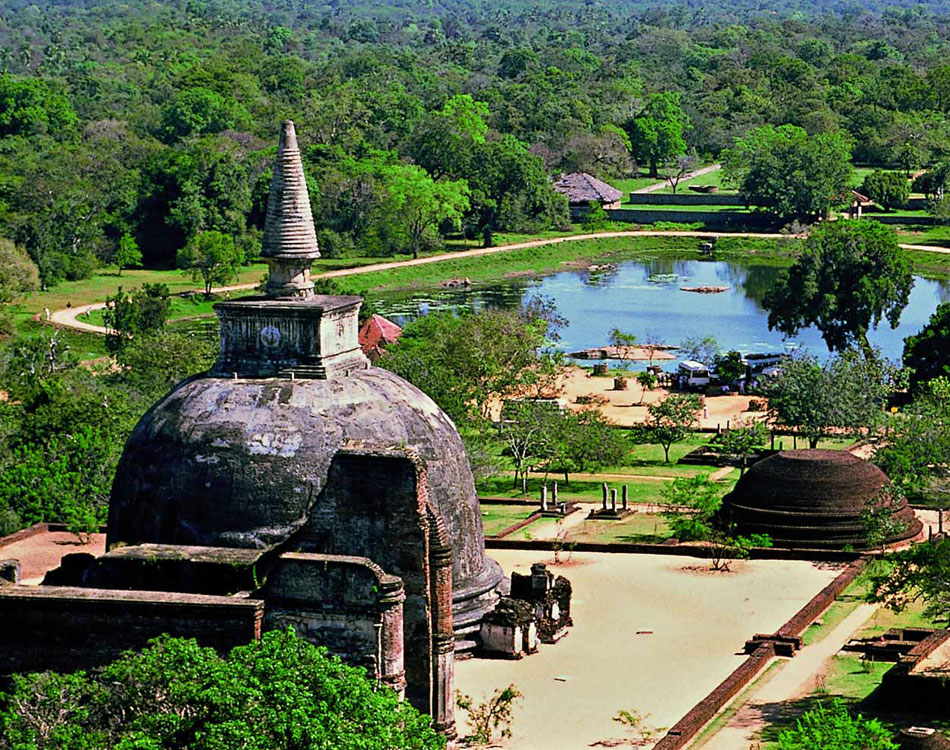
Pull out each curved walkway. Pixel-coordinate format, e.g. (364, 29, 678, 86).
(633, 163, 722, 193)
(48, 229, 950, 336)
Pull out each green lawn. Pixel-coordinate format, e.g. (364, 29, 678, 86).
(477, 476, 674, 505)
(618, 203, 752, 214)
(564, 513, 673, 543)
(610, 174, 665, 194)
(653, 167, 734, 195)
(754, 594, 947, 746)
(479, 503, 537, 537)
(898, 224, 950, 247)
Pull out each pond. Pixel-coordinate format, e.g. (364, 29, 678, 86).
(370, 258, 950, 366)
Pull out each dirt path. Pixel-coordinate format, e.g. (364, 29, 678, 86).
(694, 603, 879, 750)
(633, 163, 723, 194)
(46, 229, 950, 336)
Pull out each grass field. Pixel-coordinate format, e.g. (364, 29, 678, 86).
(476, 476, 676, 505)
(479, 503, 536, 536)
(610, 174, 665, 194)
(652, 167, 733, 195)
(564, 513, 673, 543)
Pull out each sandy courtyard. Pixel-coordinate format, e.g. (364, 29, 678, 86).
(455, 549, 841, 749)
(558, 367, 762, 430)
(0, 531, 105, 584)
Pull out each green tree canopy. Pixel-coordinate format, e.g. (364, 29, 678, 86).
(723, 124, 853, 220)
(382, 299, 563, 425)
(871, 537, 950, 622)
(176, 230, 244, 298)
(115, 232, 142, 274)
(763, 350, 899, 448)
(873, 379, 950, 502)
(381, 164, 469, 259)
(777, 700, 897, 750)
(0, 629, 444, 750)
(904, 302, 950, 390)
(0, 238, 39, 335)
(764, 220, 913, 355)
(103, 284, 171, 344)
(860, 169, 909, 210)
(0, 75, 77, 137)
(160, 87, 251, 143)
(627, 92, 688, 178)
(639, 393, 699, 462)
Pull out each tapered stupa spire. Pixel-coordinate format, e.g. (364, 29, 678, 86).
(261, 120, 320, 298)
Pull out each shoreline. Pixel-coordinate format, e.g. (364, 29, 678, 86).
(29, 228, 950, 340)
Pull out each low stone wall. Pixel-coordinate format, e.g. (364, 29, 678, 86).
(653, 643, 775, 750)
(867, 214, 937, 226)
(0, 523, 50, 547)
(650, 557, 870, 750)
(0, 586, 264, 675)
(485, 538, 864, 563)
(627, 193, 746, 206)
(490, 511, 543, 540)
(777, 558, 867, 638)
(605, 208, 777, 228)
(879, 628, 950, 715)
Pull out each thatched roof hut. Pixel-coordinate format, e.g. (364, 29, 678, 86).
(719, 450, 921, 549)
(553, 172, 623, 209)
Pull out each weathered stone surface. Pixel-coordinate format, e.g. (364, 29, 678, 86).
(107, 366, 504, 632)
(262, 121, 319, 261)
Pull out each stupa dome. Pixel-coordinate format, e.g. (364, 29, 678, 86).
(719, 449, 921, 549)
(107, 121, 504, 642)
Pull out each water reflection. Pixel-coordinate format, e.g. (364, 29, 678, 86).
(174, 259, 945, 367)
(371, 259, 943, 366)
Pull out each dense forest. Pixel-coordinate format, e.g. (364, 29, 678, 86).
(1, 0, 950, 283)
(2, 0, 950, 537)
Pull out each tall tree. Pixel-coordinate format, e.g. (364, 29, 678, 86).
(627, 92, 688, 178)
(0, 238, 39, 335)
(381, 164, 469, 259)
(722, 124, 852, 221)
(176, 230, 244, 298)
(764, 350, 898, 448)
(640, 394, 699, 462)
(764, 221, 913, 355)
(0, 630, 444, 749)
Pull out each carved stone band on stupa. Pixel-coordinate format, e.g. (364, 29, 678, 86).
(261, 120, 321, 298)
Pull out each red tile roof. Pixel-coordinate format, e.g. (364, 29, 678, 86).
(359, 314, 403, 359)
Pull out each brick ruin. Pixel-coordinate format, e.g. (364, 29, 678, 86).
(0, 121, 571, 741)
(719, 449, 921, 549)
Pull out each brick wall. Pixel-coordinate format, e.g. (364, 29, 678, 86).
(0, 586, 263, 675)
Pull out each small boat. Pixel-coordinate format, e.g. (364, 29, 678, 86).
(679, 285, 730, 294)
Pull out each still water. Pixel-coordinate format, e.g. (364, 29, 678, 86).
(372, 258, 950, 366)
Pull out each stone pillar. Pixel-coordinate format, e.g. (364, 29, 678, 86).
(553, 482, 558, 505)
(622, 485, 628, 512)
(602, 484, 608, 511)
(377, 575, 407, 698)
(610, 489, 617, 513)
(541, 485, 548, 512)
(429, 541, 456, 741)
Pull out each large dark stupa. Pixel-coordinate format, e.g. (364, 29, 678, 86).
(719, 450, 921, 549)
(107, 121, 505, 644)
(1, 121, 524, 740)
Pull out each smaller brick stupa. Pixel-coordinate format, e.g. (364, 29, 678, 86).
(719, 450, 921, 549)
